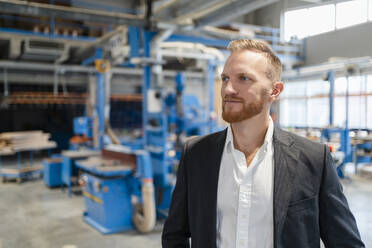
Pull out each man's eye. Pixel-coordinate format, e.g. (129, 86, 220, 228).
(221, 77, 229, 82)
(240, 76, 250, 81)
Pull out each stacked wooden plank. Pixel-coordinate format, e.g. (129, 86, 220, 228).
(0, 131, 57, 155)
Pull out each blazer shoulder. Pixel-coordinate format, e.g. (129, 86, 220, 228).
(276, 128, 328, 194)
(275, 127, 327, 169)
(185, 129, 227, 152)
(276, 127, 325, 152)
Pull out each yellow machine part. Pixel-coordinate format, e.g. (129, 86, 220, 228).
(95, 59, 110, 73)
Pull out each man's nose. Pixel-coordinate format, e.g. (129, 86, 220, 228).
(223, 80, 238, 95)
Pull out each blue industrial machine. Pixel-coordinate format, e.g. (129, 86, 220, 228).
(354, 142, 372, 163)
(73, 117, 93, 138)
(143, 70, 215, 217)
(165, 73, 209, 138)
(43, 155, 62, 187)
(164, 72, 210, 160)
(58, 49, 110, 195)
(321, 128, 352, 178)
(69, 116, 93, 150)
(61, 149, 100, 196)
(71, 68, 215, 234)
(75, 146, 154, 234)
(48, 30, 219, 233)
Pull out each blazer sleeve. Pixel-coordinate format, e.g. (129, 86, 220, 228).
(162, 142, 191, 248)
(319, 144, 365, 248)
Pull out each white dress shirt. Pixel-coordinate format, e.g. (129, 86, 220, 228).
(216, 117, 275, 248)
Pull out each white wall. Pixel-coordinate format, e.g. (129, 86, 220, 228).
(250, 0, 372, 65)
(252, 0, 310, 27)
(304, 21, 372, 65)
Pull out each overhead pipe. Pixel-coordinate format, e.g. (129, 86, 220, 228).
(0, 60, 205, 80)
(194, 0, 279, 29)
(151, 29, 174, 87)
(70, 26, 129, 64)
(0, 60, 141, 74)
(174, 0, 232, 25)
(133, 180, 156, 233)
(0, 0, 144, 27)
(133, 152, 156, 233)
(160, 41, 225, 62)
(153, 0, 181, 14)
(283, 56, 372, 80)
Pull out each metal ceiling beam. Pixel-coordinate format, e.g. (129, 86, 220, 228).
(0, 60, 139, 74)
(0, 60, 206, 78)
(283, 56, 372, 80)
(173, 0, 230, 21)
(153, 0, 182, 14)
(194, 0, 279, 28)
(0, 0, 145, 27)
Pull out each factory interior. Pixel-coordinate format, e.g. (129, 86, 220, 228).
(0, 0, 372, 247)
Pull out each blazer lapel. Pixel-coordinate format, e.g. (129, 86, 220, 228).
(206, 129, 227, 248)
(205, 127, 297, 248)
(273, 127, 296, 248)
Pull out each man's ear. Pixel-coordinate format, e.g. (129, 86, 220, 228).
(271, 81, 284, 100)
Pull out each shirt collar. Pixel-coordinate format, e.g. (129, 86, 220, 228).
(225, 116, 274, 152)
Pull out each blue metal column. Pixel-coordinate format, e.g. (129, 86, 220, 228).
(344, 75, 351, 163)
(142, 30, 152, 145)
(345, 75, 350, 131)
(335, 75, 352, 179)
(97, 71, 105, 149)
(129, 27, 140, 58)
(82, 48, 105, 149)
(328, 71, 335, 126)
(175, 72, 185, 133)
(49, 0, 55, 35)
(207, 60, 216, 133)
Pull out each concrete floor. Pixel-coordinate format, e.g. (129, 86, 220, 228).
(0, 180, 163, 248)
(0, 172, 371, 248)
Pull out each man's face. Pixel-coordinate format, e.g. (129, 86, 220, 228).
(221, 50, 274, 123)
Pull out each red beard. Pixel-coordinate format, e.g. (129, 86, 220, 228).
(222, 88, 269, 123)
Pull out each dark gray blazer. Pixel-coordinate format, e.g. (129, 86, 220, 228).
(162, 127, 365, 248)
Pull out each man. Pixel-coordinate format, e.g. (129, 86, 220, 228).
(162, 39, 364, 248)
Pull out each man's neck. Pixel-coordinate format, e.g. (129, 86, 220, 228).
(230, 112, 270, 155)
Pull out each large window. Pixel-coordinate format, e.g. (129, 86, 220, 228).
(336, 0, 367, 29)
(280, 80, 329, 128)
(308, 4, 335, 36)
(280, 82, 308, 126)
(334, 76, 368, 128)
(334, 77, 347, 127)
(284, 8, 309, 40)
(280, 75, 372, 129)
(284, 0, 371, 41)
(307, 80, 330, 127)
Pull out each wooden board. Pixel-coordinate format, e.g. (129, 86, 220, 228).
(78, 156, 133, 171)
(61, 150, 100, 158)
(0, 131, 44, 139)
(0, 131, 57, 154)
(1, 165, 43, 174)
(44, 158, 62, 163)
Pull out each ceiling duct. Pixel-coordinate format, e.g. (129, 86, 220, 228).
(19, 38, 68, 62)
